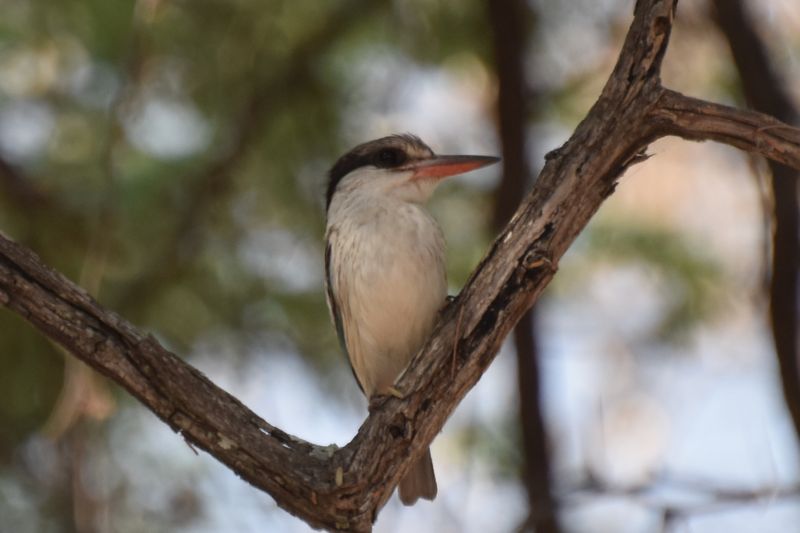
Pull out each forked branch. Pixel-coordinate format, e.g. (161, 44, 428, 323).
(1, 0, 800, 531)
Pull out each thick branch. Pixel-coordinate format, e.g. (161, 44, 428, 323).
(2, 1, 681, 529)
(3, 0, 800, 531)
(0, 234, 338, 526)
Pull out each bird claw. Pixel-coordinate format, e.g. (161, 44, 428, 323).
(386, 386, 404, 399)
(368, 386, 405, 413)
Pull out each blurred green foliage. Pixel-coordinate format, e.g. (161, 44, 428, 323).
(584, 220, 724, 341)
(0, 2, 504, 526)
(0, 0, 751, 530)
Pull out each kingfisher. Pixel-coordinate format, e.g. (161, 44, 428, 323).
(324, 134, 499, 505)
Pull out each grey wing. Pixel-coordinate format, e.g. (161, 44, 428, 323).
(325, 237, 365, 393)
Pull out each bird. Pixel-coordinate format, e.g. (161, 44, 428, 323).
(323, 134, 499, 505)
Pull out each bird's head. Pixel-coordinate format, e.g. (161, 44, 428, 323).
(326, 134, 499, 211)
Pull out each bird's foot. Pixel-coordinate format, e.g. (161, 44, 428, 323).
(386, 386, 404, 399)
(368, 386, 404, 414)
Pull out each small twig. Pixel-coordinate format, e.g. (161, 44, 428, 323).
(562, 471, 800, 517)
(183, 437, 200, 456)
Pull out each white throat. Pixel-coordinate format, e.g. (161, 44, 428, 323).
(325, 173, 447, 396)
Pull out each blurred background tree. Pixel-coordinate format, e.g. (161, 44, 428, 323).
(0, 0, 798, 532)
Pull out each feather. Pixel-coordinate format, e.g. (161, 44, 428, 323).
(325, 233, 364, 393)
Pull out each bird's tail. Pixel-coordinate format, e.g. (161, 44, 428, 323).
(398, 447, 437, 505)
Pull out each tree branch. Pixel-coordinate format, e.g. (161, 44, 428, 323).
(652, 90, 800, 170)
(0, 235, 331, 521)
(712, 0, 800, 451)
(564, 472, 800, 517)
(3, 0, 800, 531)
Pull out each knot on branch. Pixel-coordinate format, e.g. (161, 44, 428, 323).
(388, 422, 407, 440)
(521, 251, 557, 273)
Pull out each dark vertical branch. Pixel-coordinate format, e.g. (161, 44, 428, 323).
(713, 0, 800, 447)
(488, 1, 561, 531)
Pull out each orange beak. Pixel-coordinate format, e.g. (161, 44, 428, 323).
(408, 154, 500, 180)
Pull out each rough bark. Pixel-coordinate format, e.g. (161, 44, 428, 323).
(487, 0, 561, 531)
(2, 1, 800, 531)
(712, 0, 800, 450)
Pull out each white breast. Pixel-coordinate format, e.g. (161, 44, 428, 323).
(327, 193, 447, 397)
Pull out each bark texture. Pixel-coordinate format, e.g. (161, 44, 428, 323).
(2, 0, 800, 531)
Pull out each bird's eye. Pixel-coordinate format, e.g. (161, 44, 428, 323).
(375, 148, 406, 168)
